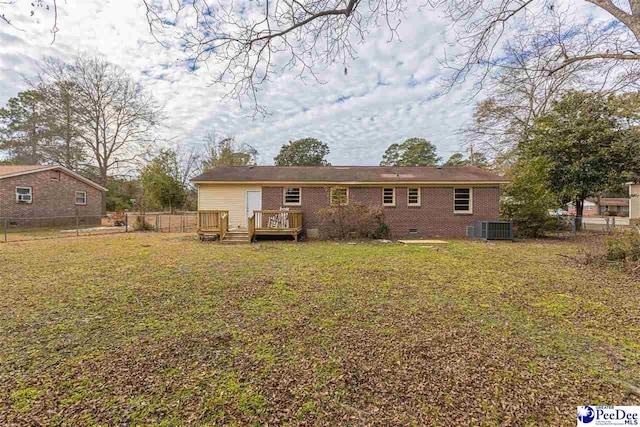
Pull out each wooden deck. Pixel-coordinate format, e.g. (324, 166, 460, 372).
(197, 210, 228, 239)
(198, 210, 302, 242)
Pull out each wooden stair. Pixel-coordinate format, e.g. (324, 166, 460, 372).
(222, 230, 251, 244)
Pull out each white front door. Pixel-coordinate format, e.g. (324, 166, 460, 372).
(245, 191, 261, 226)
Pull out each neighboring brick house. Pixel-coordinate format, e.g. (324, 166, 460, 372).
(0, 165, 107, 226)
(193, 166, 508, 238)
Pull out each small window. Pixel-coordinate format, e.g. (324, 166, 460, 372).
(330, 187, 349, 206)
(75, 191, 87, 205)
(50, 170, 60, 181)
(283, 187, 301, 205)
(408, 188, 421, 206)
(382, 188, 395, 206)
(16, 187, 32, 203)
(454, 188, 472, 213)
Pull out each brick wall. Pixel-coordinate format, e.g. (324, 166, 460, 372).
(0, 169, 104, 226)
(262, 185, 500, 238)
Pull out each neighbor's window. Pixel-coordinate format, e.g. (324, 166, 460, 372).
(408, 188, 421, 206)
(15, 187, 33, 203)
(382, 187, 395, 206)
(330, 186, 349, 206)
(75, 191, 87, 205)
(454, 188, 472, 213)
(283, 187, 301, 205)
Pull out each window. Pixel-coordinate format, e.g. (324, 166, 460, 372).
(454, 188, 472, 213)
(283, 187, 301, 205)
(408, 188, 421, 206)
(382, 188, 395, 206)
(50, 170, 60, 181)
(330, 187, 349, 206)
(75, 191, 87, 205)
(585, 205, 593, 211)
(16, 187, 32, 203)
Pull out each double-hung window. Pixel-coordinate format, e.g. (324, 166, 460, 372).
(454, 188, 472, 214)
(75, 191, 87, 205)
(283, 187, 301, 206)
(382, 188, 395, 206)
(330, 187, 349, 206)
(407, 188, 421, 206)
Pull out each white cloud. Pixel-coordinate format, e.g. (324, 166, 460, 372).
(0, 0, 479, 166)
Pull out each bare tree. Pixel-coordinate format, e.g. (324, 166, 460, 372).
(1, 0, 59, 42)
(201, 132, 258, 169)
(436, 0, 640, 88)
(39, 55, 162, 186)
(460, 19, 639, 167)
(143, 0, 405, 111)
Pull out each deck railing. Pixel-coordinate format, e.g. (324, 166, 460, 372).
(197, 210, 229, 233)
(254, 210, 303, 230)
(248, 214, 256, 241)
(220, 212, 229, 240)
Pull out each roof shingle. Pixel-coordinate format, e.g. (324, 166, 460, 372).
(192, 166, 508, 183)
(0, 165, 50, 178)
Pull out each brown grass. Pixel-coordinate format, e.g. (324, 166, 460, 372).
(1, 234, 639, 425)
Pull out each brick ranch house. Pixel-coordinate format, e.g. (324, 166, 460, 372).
(192, 166, 508, 240)
(0, 165, 107, 227)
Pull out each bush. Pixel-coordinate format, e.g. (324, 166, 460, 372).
(606, 231, 640, 262)
(501, 157, 559, 238)
(316, 204, 390, 240)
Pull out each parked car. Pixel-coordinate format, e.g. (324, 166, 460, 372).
(548, 209, 569, 216)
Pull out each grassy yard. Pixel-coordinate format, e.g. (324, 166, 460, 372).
(1, 234, 639, 425)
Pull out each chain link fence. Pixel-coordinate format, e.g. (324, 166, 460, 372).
(553, 215, 627, 239)
(1, 212, 197, 243)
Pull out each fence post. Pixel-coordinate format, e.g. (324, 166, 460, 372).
(156, 214, 160, 232)
(168, 215, 171, 233)
(76, 215, 79, 237)
(181, 215, 184, 233)
(125, 213, 128, 233)
(3, 219, 7, 243)
(612, 217, 616, 233)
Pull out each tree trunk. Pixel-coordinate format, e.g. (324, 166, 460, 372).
(575, 198, 584, 231)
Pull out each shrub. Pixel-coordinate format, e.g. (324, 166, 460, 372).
(501, 157, 559, 238)
(605, 231, 640, 262)
(316, 204, 389, 240)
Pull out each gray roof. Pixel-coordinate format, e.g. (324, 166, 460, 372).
(192, 166, 508, 183)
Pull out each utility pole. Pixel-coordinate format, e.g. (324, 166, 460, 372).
(468, 143, 475, 166)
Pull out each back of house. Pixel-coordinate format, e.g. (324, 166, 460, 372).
(0, 165, 107, 227)
(192, 165, 508, 238)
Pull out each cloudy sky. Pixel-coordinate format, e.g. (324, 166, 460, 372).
(1, 0, 487, 165)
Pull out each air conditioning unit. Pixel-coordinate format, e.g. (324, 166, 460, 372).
(17, 194, 32, 203)
(468, 221, 513, 240)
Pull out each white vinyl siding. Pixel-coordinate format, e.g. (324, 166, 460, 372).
(198, 184, 261, 229)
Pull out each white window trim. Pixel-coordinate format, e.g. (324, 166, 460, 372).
(382, 187, 396, 207)
(15, 186, 33, 204)
(330, 186, 349, 206)
(454, 187, 473, 214)
(282, 187, 302, 206)
(407, 187, 421, 207)
(75, 191, 87, 206)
